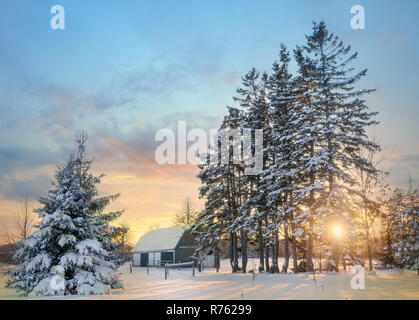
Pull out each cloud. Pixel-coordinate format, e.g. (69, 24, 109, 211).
(221, 72, 240, 85)
(0, 35, 236, 235)
(0, 145, 61, 178)
(0, 145, 59, 201)
(90, 110, 221, 180)
(380, 149, 419, 186)
(399, 153, 419, 166)
(109, 64, 192, 100)
(0, 174, 51, 201)
(0, 106, 221, 202)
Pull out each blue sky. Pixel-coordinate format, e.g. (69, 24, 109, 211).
(0, 0, 418, 238)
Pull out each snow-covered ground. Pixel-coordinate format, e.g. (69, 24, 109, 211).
(0, 264, 16, 300)
(1, 259, 418, 300)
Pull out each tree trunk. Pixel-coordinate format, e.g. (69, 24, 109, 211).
(241, 228, 248, 273)
(282, 222, 289, 273)
(229, 233, 234, 271)
(291, 213, 298, 273)
(227, 165, 238, 273)
(306, 219, 314, 272)
(214, 246, 220, 272)
(272, 229, 279, 273)
(264, 218, 270, 272)
(291, 234, 298, 273)
(265, 244, 270, 272)
(332, 247, 339, 272)
(306, 124, 316, 271)
(306, 140, 315, 272)
(258, 219, 264, 272)
(232, 232, 239, 272)
(364, 202, 373, 271)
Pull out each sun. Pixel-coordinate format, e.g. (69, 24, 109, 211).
(331, 224, 343, 238)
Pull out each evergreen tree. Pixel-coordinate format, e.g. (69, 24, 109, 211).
(376, 173, 395, 267)
(7, 133, 124, 296)
(394, 176, 419, 272)
(299, 20, 380, 270)
(233, 68, 270, 272)
(194, 108, 245, 272)
(293, 45, 324, 272)
(263, 44, 298, 273)
(194, 21, 382, 275)
(220, 107, 246, 272)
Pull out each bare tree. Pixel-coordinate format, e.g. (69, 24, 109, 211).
(0, 197, 36, 264)
(146, 224, 160, 233)
(358, 143, 387, 271)
(15, 196, 36, 240)
(118, 220, 133, 247)
(1, 228, 18, 249)
(173, 198, 197, 228)
(112, 220, 133, 264)
(1, 196, 36, 247)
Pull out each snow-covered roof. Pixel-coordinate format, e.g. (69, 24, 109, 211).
(131, 226, 186, 253)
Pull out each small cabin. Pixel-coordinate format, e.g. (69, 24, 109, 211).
(131, 226, 196, 267)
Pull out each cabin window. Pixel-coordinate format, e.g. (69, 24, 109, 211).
(161, 251, 174, 264)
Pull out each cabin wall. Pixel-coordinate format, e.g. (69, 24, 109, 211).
(133, 251, 176, 266)
(132, 229, 200, 266)
(174, 230, 196, 263)
(148, 252, 161, 266)
(132, 253, 142, 267)
(175, 247, 195, 263)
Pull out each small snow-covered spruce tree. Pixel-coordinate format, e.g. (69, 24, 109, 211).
(394, 176, 419, 273)
(7, 133, 124, 296)
(382, 187, 404, 267)
(375, 173, 396, 268)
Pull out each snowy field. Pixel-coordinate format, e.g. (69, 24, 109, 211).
(1, 260, 418, 300)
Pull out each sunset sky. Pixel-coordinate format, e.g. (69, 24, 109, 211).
(1, 0, 418, 243)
